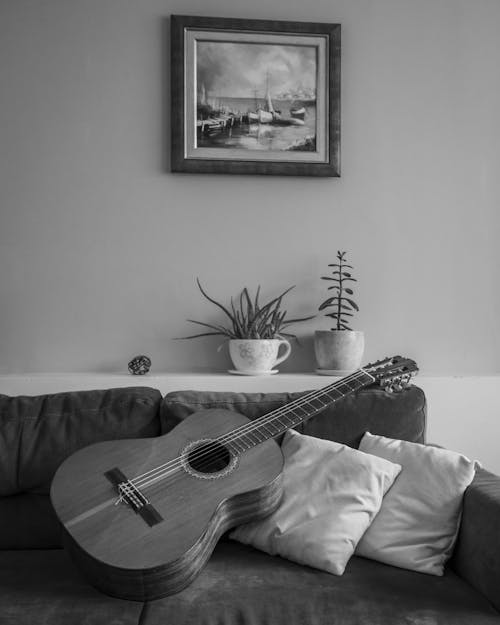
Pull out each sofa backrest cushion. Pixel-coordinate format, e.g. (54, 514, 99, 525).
(0, 387, 162, 497)
(160, 385, 426, 447)
(0, 386, 162, 549)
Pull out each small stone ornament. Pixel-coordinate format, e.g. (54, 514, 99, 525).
(128, 355, 151, 375)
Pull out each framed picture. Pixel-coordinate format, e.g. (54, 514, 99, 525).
(170, 15, 340, 177)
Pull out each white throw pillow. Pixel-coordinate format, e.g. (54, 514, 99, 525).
(356, 432, 477, 576)
(230, 429, 401, 576)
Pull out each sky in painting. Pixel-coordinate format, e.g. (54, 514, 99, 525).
(196, 41, 317, 99)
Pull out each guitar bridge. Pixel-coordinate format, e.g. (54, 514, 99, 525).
(104, 467, 163, 527)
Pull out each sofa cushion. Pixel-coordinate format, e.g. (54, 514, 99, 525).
(356, 432, 476, 576)
(0, 494, 61, 549)
(0, 549, 143, 625)
(451, 468, 500, 613)
(230, 429, 401, 575)
(141, 542, 500, 625)
(0, 387, 162, 550)
(160, 385, 426, 447)
(0, 386, 162, 496)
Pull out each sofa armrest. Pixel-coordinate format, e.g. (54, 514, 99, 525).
(451, 467, 500, 612)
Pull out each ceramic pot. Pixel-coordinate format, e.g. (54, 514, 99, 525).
(229, 339, 291, 374)
(314, 330, 365, 374)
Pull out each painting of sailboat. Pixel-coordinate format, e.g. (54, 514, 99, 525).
(195, 41, 317, 152)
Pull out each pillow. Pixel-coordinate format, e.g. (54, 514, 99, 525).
(356, 432, 477, 576)
(230, 429, 401, 575)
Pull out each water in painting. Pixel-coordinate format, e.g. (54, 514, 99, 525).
(196, 41, 317, 152)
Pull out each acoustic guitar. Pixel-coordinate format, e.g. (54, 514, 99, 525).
(50, 356, 418, 601)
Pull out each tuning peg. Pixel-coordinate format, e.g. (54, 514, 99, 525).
(383, 382, 401, 393)
(366, 356, 392, 369)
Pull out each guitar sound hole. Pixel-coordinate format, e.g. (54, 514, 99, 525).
(187, 441, 231, 474)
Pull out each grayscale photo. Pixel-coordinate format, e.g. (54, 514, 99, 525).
(1, 3, 498, 625)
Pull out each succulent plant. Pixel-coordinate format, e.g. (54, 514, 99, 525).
(318, 251, 359, 330)
(180, 279, 314, 340)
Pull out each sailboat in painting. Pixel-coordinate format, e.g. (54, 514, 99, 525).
(248, 73, 304, 126)
(247, 77, 273, 124)
(259, 74, 274, 123)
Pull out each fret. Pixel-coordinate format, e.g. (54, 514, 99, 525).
(281, 409, 302, 426)
(307, 396, 330, 410)
(248, 430, 266, 444)
(277, 407, 308, 427)
(274, 415, 298, 430)
(323, 386, 345, 400)
(287, 404, 310, 419)
(352, 371, 375, 387)
(226, 439, 247, 454)
(235, 437, 252, 452)
(260, 421, 279, 437)
(272, 417, 289, 430)
(238, 433, 256, 448)
(337, 381, 357, 392)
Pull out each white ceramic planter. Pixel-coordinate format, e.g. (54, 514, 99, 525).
(228, 339, 291, 375)
(314, 330, 365, 374)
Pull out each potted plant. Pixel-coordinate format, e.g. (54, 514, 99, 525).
(314, 251, 364, 374)
(180, 279, 314, 375)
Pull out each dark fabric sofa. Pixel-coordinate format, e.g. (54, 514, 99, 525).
(0, 384, 499, 625)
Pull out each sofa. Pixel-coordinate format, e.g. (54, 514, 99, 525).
(0, 383, 499, 625)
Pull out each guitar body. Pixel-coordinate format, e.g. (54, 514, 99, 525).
(50, 409, 284, 601)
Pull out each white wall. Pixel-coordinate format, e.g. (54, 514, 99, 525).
(1, 0, 500, 378)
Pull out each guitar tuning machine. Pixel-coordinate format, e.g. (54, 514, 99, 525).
(382, 373, 412, 393)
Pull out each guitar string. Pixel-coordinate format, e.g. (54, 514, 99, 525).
(137, 365, 414, 502)
(110, 374, 363, 510)
(124, 371, 371, 498)
(121, 367, 416, 507)
(119, 371, 371, 505)
(128, 370, 367, 490)
(128, 370, 370, 495)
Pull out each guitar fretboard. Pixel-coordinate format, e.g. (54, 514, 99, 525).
(223, 369, 375, 454)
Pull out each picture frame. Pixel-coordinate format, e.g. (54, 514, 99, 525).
(170, 15, 340, 177)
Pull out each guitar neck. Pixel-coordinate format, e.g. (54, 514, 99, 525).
(225, 369, 375, 454)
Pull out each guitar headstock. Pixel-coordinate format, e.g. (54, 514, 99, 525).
(363, 356, 418, 393)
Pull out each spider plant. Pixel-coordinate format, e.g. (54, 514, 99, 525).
(180, 279, 314, 341)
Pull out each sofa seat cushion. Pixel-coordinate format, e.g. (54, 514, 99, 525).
(161, 385, 426, 448)
(0, 549, 143, 625)
(1, 543, 499, 625)
(0, 494, 61, 549)
(141, 542, 500, 625)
